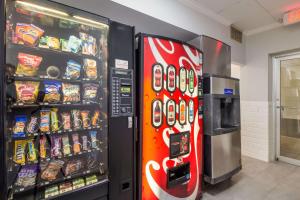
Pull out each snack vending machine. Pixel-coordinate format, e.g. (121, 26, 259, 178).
(0, 0, 135, 200)
(136, 34, 204, 200)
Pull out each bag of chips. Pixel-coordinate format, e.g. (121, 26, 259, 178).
(40, 109, 50, 133)
(83, 59, 97, 80)
(62, 83, 80, 103)
(16, 53, 42, 77)
(13, 115, 27, 137)
(64, 159, 83, 176)
(43, 80, 61, 103)
(15, 23, 44, 46)
(60, 39, 70, 52)
(15, 81, 39, 103)
(15, 165, 38, 187)
(47, 36, 60, 50)
(67, 35, 81, 53)
(83, 83, 98, 102)
(64, 60, 81, 79)
(41, 160, 64, 181)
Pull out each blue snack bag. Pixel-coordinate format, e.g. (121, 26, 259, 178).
(43, 80, 61, 103)
(65, 60, 81, 79)
(13, 115, 27, 137)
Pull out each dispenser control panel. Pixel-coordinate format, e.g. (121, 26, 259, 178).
(111, 68, 133, 117)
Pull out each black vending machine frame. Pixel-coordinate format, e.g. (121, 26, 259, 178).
(0, 1, 136, 200)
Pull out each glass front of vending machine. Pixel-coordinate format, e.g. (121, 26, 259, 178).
(1, 0, 111, 199)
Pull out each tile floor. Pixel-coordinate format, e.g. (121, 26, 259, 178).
(203, 156, 300, 200)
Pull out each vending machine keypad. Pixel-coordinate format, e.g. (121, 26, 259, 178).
(111, 68, 133, 117)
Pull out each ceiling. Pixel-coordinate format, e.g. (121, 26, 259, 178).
(179, 0, 300, 35)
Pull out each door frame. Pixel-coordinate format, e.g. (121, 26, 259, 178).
(273, 52, 300, 166)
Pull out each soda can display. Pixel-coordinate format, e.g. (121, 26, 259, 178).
(179, 100, 186, 125)
(167, 65, 176, 92)
(188, 100, 194, 123)
(188, 69, 195, 93)
(179, 67, 187, 93)
(166, 99, 176, 126)
(152, 100, 163, 128)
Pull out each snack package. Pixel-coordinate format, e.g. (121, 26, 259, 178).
(15, 81, 39, 103)
(89, 131, 98, 149)
(40, 135, 48, 159)
(64, 60, 81, 79)
(51, 135, 62, 157)
(87, 153, 97, 169)
(71, 110, 81, 130)
(91, 110, 100, 127)
(61, 112, 71, 131)
(72, 178, 85, 189)
(60, 39, 70, 52)
(85, 175, 98, 186)
(81, 135, 90, 151)
(45, 185, 59, 198)
(50, 108, 59, 132)
(88, 35, 97, 56)
(63, 159, 83, 176)
(62, 83, 80, 103)
(43, 80, 61, 103)
(15, 23, 44, 46)
(27, 140, 37, 162)
(13, 115, 27, 137)
(62, 135, 71, 156)
(83, 59, 97, 80)
(15, 165, 38, 187)
(41, 160, 64, 181)
(83, 83, 98, 102)
(47, 36, 60, 50)
(40, 109, 50, 133)
(59, 182, 72, 194)
(81, 110, 90, 128)
(26, 115, 39, 134)
(38, 36, 48, 48)
(67, 35, 81, 53)
(14, 140, 26, 165)
(16, 53, 42, 77)
(80, 32, 89, 55)
(72, 134, 81, 154)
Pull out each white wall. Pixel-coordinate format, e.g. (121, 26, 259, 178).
(242, 24, 300, 161)
(111, 0, 245, 65)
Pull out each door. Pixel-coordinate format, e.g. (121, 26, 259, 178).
(275, 53, 300, 165)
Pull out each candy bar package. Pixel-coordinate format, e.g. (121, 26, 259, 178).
(40, 109, 50, 133)
(91, 110, 100, 127)
(72, 178, 85, 189)
(71, 110, 81, 130)
(83, 83, 98, 102)
(80, 32, 89, 55)
(41, 160, 64, 181)
(40, 135, 49, 159)
(64, 60, 81, 79)
(63, 159, 84, 176)
(72, 133, 81, 154)
(27, 139, 37, 162)
(51, 135, 62, 158)
(62, 83, 80, 103)
(45, 185, 59, 198)
(59, 182, 73, 194)
(83, 59, 97, 80)
(81, 110, 90, 128)
(14, 140, 26, 165)
(47, 36, 60, 50)
(89, 131, 98, 149)
(62, 135, 71, 156)
(61, 112, 71, 131)
(88, 35, 97, 56)
(16, 53, 42, 77)
(81, 135, 90, 151)
(43, 80, 61, 103)
(15, 165, 38, 187)
(15, 23, 44, 46)
(15, 81, 39, 103)
(50, 108, 59, 132)
(67, 35, 81, 54)
(85, 175, 98, 186)
(26, 115, 39, 134)
(13, 115, 27, 137)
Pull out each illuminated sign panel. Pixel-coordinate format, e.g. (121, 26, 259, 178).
(284, 8, 300, 25)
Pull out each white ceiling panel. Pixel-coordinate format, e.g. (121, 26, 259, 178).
(194, 0, 241, 13)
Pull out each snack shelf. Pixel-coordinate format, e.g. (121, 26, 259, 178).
(10, 125, 102, 140)
(8, 43, 101, 61)
(9, 102, 101, 109)
(42, 178, 109, 200)
(9, 75, 101, 84)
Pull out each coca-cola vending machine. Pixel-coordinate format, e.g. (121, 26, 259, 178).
(136, 34, 204, 200)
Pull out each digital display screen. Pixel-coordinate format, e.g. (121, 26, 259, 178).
(120, 86, 131, 93)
